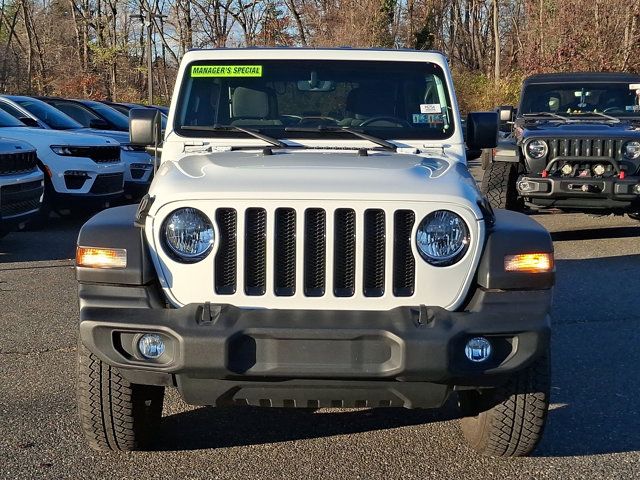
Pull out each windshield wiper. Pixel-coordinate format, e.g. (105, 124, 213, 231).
(285, 126, 397, 151)
(180, 124, 288, 148)
(574, 111, 621, 123)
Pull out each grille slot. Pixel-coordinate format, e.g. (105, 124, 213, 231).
(363, 209, 385, 297)
(274, 208, 296, 296)
(244, 208, 267, 296)
(304, 208, 326, 297)
(333, 208, 356, 297)
(215, 208, 237, 294)
(393, 210, 416, 297)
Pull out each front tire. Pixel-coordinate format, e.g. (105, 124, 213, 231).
(77, 341, 164, 451)
(458, 352, 550, 457)
(480, 161, 521, 210)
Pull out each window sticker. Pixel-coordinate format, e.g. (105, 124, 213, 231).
(412, 113, 446, 124)
(626, 105, 640, 112)
(191, 65, 263, 77)
(420, 103, 442, 114)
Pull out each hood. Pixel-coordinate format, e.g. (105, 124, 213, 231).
(518, 121, 640, 140)
(0, 136, 36, 155)
(150, 149, 484, 213)
(0, 127, 119, 150)
(78, 128, 130, 144)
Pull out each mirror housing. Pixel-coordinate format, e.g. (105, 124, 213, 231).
(466, 112, 498, 150)
(129, 108, 162, 146)
(498, 105, 514, 123)
(19, 116, 40, 127)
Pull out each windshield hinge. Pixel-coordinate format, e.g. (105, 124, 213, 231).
(183, 142, 211, 153)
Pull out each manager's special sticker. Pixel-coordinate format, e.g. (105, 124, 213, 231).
(420, 104, 442, 114)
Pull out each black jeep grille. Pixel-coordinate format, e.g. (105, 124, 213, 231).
(213, 207, 417, 299)
(0, 150, 38, 175)
(545, 138, 625, 161)
(68, 146, 120, 163)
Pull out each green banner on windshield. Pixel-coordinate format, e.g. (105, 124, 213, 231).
(191, 65, 263, 77)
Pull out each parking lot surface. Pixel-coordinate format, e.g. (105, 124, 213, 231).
(1, 166, 640, 479)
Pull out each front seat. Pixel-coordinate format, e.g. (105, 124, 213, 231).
(231, 86, 282, 126)
(340, 86, 397, 126)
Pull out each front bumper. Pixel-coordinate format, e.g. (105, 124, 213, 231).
(0, 175, 44, 226)
(79, 283, 551, 408)
(517, 173, 640, 211)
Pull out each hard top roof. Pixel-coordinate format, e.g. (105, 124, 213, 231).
(181, 47, 448, 67)
(524, 72, 640, 85)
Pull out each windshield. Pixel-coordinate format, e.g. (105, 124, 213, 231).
(520, 82, 640, 118)
(83, 101, 130, 130)
(175, 60, 455, 141)
(0, 108, 26, 127)
(15, 98, 83, 130)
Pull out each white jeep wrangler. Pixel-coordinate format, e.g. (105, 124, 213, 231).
(75, 48, 554, 457)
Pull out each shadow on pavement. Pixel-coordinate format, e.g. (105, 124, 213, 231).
(0, 214, 88, 264)
(537, 255, 640, 457)
(157, 400, 460, 451)
(551, 225, 640, 242)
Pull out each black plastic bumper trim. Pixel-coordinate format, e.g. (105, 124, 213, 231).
(79, 283, 551, 385)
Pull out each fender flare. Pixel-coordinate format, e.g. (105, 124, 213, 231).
(76, 204, 156, 285)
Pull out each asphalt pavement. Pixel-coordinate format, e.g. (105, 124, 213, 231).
(1, 165, 640, 479)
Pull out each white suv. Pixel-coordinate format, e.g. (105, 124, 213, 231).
(75, 48, 554, 457)
(0, 137, 43, 236)
(0, 95, 153, 199)
(0, 108, 125, 216)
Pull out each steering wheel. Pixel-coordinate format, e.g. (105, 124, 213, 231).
(359, 116, 410, 127)
(297, 116, 339, 127)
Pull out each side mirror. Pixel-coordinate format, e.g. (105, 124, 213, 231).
(19, 116, 40, 127)
(129, 108, 162, 146)
(466, 112, 498, 150)
(89, 118, 110, 129)
(498, 105, 514, 123)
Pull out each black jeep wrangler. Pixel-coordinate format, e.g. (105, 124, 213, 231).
(481, 72, 640, 220)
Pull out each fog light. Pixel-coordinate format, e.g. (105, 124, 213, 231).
(633, 184, 640, 195)
(561, 163, 573, 175)
(138, 334, 165, 359)
(465, 337, 492, 363)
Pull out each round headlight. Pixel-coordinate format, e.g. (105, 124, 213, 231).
(162, 208, 214, 262)
(624, 141, 640, 160)
(526, 139, 548, 159)
(416, 210, 470, 266)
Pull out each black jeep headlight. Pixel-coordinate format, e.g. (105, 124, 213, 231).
(162, 208, 214, 262)
(623, 141, 640, 160)
(526, 139, 548, 159)
(416, 210, 470, 266)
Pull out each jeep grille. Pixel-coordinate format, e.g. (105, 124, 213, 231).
(544, 138, 625, 160)
(213, 207, 416, 298)
(0, 150, 38, 175)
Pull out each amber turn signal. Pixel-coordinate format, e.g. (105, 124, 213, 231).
(76, 246, 127, 269)
(504, 253, 553, 273)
